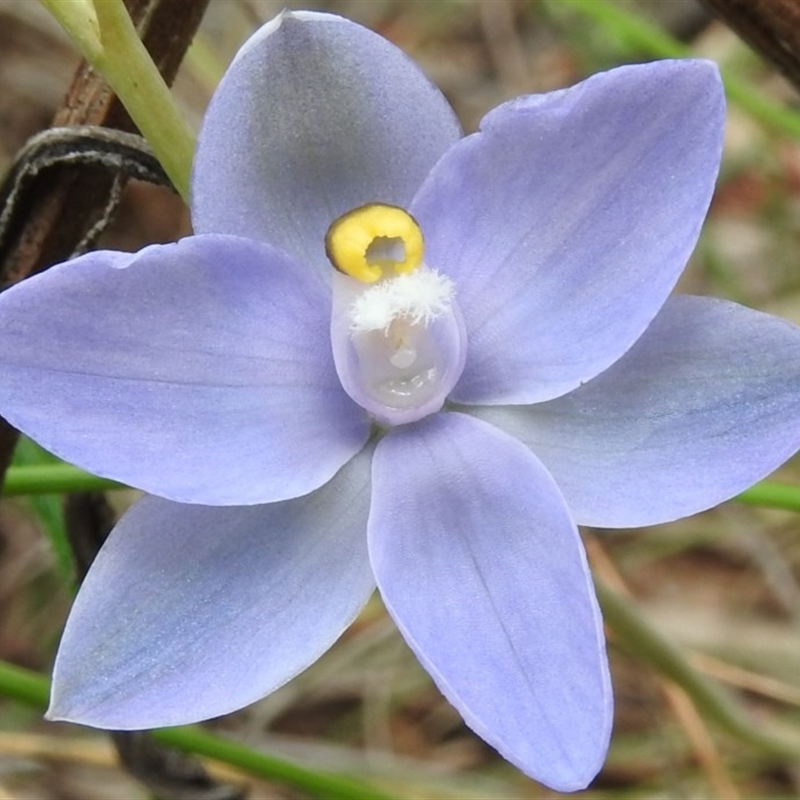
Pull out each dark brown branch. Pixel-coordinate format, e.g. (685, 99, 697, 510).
(699, 0, 800, 94)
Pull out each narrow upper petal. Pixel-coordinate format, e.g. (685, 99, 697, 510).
(48, 445, 375, 729)
(411, 60, 725, 404)
(192, 10, 462, 277)
(473, 296, 800, 528)
(0, 235, 368, 505)
(369, 412, 611, 792)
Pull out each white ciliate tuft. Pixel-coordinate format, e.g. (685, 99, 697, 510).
(348, 268, 455, 334)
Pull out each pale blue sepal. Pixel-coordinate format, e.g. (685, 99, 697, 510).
(193, 10, 462, 276)
(0, 234, 369, 505)
(48, 444, 375, 729)
(473, 296, 800, 528)
(412, 60, 725, 405)
(368, 412, 612, 792)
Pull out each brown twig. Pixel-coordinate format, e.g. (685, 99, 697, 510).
(699, 0, 800, 94)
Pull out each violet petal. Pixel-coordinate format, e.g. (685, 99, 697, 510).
(412, 60, 725, 404)
(193, 10, 462, 277)
(0, 235, 368, 504)
(369, 412, 612, 792)
(48, 445, 374, 729)
(473, 296, 800, 527)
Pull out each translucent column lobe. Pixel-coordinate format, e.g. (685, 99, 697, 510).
(330, 271, 467, 426)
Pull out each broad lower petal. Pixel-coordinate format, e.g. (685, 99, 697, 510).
(411, 60, 724, 404)
(0, 235, 368, 504)
(369, 412, 611, 792)
(193, 10, 462, 276)
(48, 445, 375, 729)
(473, 296, 800, 527)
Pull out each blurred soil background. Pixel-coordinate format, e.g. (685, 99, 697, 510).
(2, 0, 800, 798)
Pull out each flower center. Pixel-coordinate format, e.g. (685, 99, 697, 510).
(327, 203, 467, 426)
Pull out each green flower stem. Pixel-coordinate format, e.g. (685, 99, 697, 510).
(0, 660, 50, 709)
(150, 727, 396, 800)
(554, 0, 800, 141)
(15, 470, 789, 518)
(736, 481, 800, 512)
(39, 0, 102, 60)
(596, 579, 800, 760)
(4, 460, 800, 514)
(40, 0, 194, 199)
(2, 464, 125, 496)
(0, 659, 396, 800)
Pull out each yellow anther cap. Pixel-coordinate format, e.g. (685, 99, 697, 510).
(325, 203, 424, 283)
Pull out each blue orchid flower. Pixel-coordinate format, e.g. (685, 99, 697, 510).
(2, 10, 800, 792)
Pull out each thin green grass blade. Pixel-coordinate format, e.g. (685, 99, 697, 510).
(0, 660, 397, 800)
(735, 481, 800, 513)
(3, 461, 125, 496)
(9, 439, 76, 582)
(597, 580, 800, 760)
